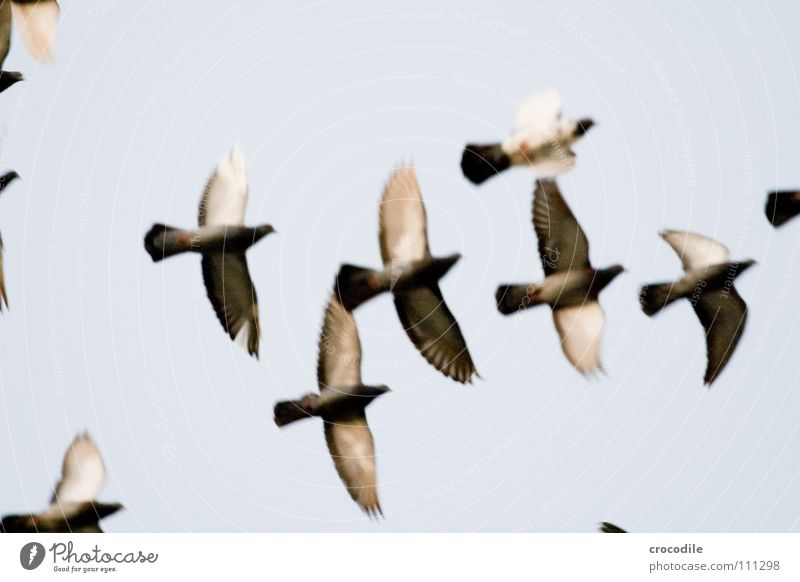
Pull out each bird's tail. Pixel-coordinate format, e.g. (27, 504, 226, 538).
(639, 282, 680, 316)
(461, 143, 511, 185)
(495, 283, 541, 315)
(144, 223, 191, 263)
(335, 263, 388, 311)
(273, 399, 313, 428)
(64, 501, 124, 531)
(765, 191, 800, 227)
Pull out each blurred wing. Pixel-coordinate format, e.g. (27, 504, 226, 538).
(511, 88, 562, 142)
(379, 164, 430, 266)
(693, 287, 747, 385)
(52, 433, 106, 505)
(201, 253, 260, 358)
(533, 179, 590, 275)
(553, 302, 604, 375)
(11, 0, 58, 62)
(600, 522, 627, 533)
(317, 294, 362, 390)
(661, 230, 729, 272)
(0, 2, 11, 66)
(324, 415, 381, 517)
(394, 285, 477, 383)
(198, 146, 248, 227)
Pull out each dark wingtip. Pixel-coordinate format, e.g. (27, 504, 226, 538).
(574, 118, 595, 137)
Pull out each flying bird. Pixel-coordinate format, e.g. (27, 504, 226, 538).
(274, 293, 390, 518)
(496, 179, 624, 376)
(461, 88, 594, 185)
(1, 433, 123, 533)
(765, 190, 800, 227)
(335, 164, 479, 384)
(9, 0, 59, 62)
(639, 230, 755, 385)
(0, 169, 20, 312)
(599, 522, 626, 533)
(144, 146, 275, 358)
(0, 2, 23, 94)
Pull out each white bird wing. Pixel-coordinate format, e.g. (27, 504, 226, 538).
(510, 88, 563, 144)
(324, 415, 381, 517)
(552, 301, 604, 375)
(11, 0, 59, 62)
(379, 164, 430, 266)
(661, 230, 730, 272)
(317, 294, 362, 390)
(198, 146, 249, 227)
(51, 433, 106, 505)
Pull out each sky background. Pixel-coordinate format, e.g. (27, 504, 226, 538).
(1, 0, 800, 533)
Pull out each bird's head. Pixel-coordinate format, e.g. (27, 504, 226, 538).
(593, 264, 625, 291)
(253, 224, 276, 242)
(361, 384, 391, 400)
(574, 118, 595, 137)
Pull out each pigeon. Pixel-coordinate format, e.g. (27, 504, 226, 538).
(0, 2, 23, 94)
(639, 230, 755, 385)
(143, 146, 275, 358)
(599, 522, 626, 533)
(461, 88, 594, 185)
(0, 169, 20, 311)
(9, 0, 59, 62)
(765, 190, 800, 227)
(274, 293, 390, 518)
(1, 433, 123, 533)
(335, 163, 479, 384)
(495, 179, 624, 376)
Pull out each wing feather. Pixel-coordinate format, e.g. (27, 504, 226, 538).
(198, 146, 248, 227)
(324, 415, 381, 517)
(317, 294, 362, 390)
(661, 230, 729, 272)
(693, 287, 747, 385)
(533, 179, 591, 276)
(379, 164, 430, 266)
(552, 302, 604, 375)
(11, 0, 58, 62)
(52, 433, 106, 505)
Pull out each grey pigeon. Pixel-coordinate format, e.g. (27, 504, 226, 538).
(144, 146, 275, 358)
(765, 190, 800, 227)
(461, 88, 593, 185)
(1, 433, 123, 533)
(0, 169, 20, 311)
(335, 164, 479, 384)
(274, 293, 390, 518)
(639, 230, 755, 385)
(496, 179, 624, 375)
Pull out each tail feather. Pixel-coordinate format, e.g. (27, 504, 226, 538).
(144, 223, 186, 262)
(639, 282, 679, 316)
(335, 263, 387, 311)
(274, 399, 313, 427)
(765, 191, 800, 227)
(461, 143, 511, 185)
(496, 283, 539, 315)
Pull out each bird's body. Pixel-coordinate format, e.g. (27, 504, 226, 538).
(461, 88, 594, 184)
(335, 164, 478, 384)
(639, 230, 754, 385)
(1, 433, 122, 533)
(274, 294, 389, 517)
(143, 147, 275, 358)
(496, 179, 623, 376)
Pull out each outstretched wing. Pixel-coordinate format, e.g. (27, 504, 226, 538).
(0, 1, 11, 67)
(379, 164, 430, 266)
(11, 0, 59, 62)
(201, 253, 260, 358)
(533, 179, 590, 276)
(693, 287, 747, 385)
(324, 414, 382, 517)
(511, 88, 562, 143)
(661, 230, 729, 272)
(198, 146, 249, 227)
(317, 294, 362, 390)
(52, 433, 106, 505)
(394, 285, 477, 384)
(552, 301, 604, 375)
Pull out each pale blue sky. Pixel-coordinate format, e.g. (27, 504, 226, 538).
(1, 0, 800, 532)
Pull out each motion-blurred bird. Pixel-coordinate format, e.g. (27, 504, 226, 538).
(335, 164, 479, 384)
(461, 88, 594, 185)
(0, 169, 20, 311)
(496, 179, 624, 376)
(599, 522, 626, 533)
(639, 230, 755, 385)
(10, 0, 59, 62)
(765, 190, 800, 227)
(1, 433, 123, 533)
(274, 293, 390, 518)
(144, 146, 275, 358)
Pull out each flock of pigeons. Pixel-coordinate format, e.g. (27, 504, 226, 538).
(1, 8, 799, 532)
